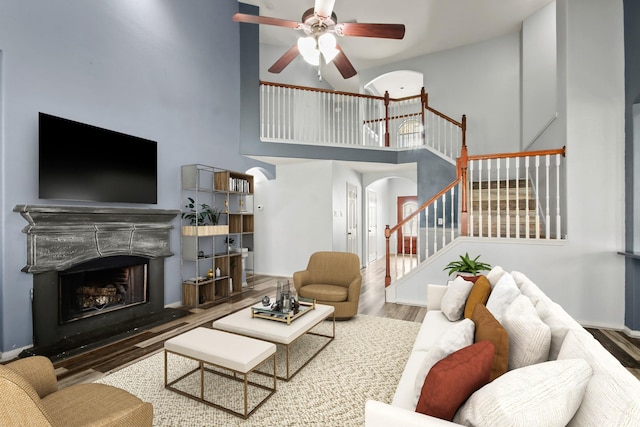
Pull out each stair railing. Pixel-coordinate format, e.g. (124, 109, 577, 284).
(385, 145, 567, 286)
(467, 148, 566, 239)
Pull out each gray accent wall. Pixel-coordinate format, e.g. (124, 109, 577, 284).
(624, 0, 640, 331)
(0, 0, 262, 355)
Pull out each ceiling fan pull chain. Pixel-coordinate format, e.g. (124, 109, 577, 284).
(318, 65, 323, 82)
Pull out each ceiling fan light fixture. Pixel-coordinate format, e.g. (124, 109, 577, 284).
(318, 33, 339, 63)
(298, 36, 320, 66)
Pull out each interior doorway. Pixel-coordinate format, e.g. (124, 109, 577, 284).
(397, 196, 418, 254)
(367, 189, 377, 262)
(347, 183, 358, 255)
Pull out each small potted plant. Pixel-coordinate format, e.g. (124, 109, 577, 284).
(181, 197, 228, 236)
(225, 236, 235, 252)
(443, 252, 491, 283)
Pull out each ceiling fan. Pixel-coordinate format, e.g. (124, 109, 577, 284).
(233, 0, 405, 80)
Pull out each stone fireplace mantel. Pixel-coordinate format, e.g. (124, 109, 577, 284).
(14, 205, 180, 273)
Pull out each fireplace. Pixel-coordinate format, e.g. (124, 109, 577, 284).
(14, 205, 180, 349)
(59, 256, 149, 324)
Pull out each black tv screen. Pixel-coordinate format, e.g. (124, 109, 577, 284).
(39, 113, 157, 204)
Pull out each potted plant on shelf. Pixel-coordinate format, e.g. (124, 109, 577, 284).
(181, 197, 228, 236)
(443, 252, 491, 283)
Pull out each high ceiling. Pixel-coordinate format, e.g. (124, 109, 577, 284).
(238, 0, 553, 92)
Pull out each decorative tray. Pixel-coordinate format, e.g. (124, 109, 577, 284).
(251, 297, 315, 325)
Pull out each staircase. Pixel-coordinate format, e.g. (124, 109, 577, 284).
(470, 179, 542, 238)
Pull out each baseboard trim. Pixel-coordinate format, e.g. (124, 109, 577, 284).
(624, 326, 640, 338)
(1, 345, 32, 362)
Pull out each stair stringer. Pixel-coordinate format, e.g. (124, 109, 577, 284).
(386, 236, 567, 307)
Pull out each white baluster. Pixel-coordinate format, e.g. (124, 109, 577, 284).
(515, 158, 520, 238)
(525, 156, 530, 239)
(555, 154, 561, 239)
(545, 154, 551, 239)
(535, 155, 540, 239)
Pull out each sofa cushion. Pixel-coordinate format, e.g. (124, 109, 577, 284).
(412, 311, 460, 352)
(511, 270, 552, 307)
(502, 295, 551, 369)
(463, 276, 491, 319)
(558, 330, 640, 426)
(485, 272, 520, 321)
(297, 284, 348, 302)
(485, 265, 506, 288)
(471, 304, 509, 381)
(391, 350, 431, 410)
(440, 276, 474, 321)
(415, 341, 494, 421)
(410, 319, 475, 409)
(535, 297, 582, 360)
(454, 359, 592, 427)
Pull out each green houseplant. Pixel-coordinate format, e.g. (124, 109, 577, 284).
(182, 197, 227, 236)
(444, 252, 491, 282)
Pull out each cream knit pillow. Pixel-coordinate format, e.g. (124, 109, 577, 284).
(502, 295, 551, 369)
(454, 359, 592, 426)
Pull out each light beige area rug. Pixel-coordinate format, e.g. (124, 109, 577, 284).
(96, 314, 420, 426)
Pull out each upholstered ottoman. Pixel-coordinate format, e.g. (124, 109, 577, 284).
(164, 327, 276, 419)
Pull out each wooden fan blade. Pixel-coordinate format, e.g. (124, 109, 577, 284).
(333, 46, 357, 79)
(268, 43, 300, 74)
(314, 0, 336, 20)
(336, 23, 406, 39)
(233, 13, 301, 29)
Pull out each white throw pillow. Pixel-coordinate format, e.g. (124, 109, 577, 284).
(486, 265, 506, 288)
(453, 359, 593, 427)
(502, 295, 551, 369)
(440, 276, 474, 321)
(485, 272, 520, 321)
(410, 318, 475, 410)
(558, 330, 640, 426)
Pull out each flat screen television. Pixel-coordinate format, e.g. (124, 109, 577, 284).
(39, 113, 157, 204)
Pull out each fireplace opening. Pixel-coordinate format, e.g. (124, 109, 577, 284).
(59, 256, 149, 324)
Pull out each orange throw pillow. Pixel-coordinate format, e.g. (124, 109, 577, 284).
(415, 341, 495, 421)
(464, 275, 491, 319)
(472, 304, 509, 381)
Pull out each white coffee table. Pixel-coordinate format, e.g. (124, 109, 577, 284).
(211, 301, 335, 380)
(164, 327, 277, 419)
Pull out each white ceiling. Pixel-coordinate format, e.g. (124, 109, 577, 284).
(238, 0, 553, 92)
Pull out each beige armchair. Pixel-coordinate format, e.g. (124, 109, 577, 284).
(293, 251, 362, 320)
(0, 355, 153, 426)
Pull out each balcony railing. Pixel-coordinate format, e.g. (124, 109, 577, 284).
(260, 81, 464, 158)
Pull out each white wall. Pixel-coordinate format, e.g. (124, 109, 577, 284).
(391, 0, 627, 331)
(522, 1, 558, 149)
(359, 33, 521, 155)
(253, 161, 334, 276)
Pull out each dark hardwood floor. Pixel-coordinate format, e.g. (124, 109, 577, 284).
(43, 256, 639, 388)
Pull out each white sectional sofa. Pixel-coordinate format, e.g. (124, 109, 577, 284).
(365, 268, 640, 426)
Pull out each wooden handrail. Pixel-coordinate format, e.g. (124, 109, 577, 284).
(363, 112, 422, 125)
(468, 146, 566, 161)
(260, 80, 422, 102)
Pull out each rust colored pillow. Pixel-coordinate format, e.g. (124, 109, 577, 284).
(464, 275, 491, 319)
(415, 341, 495, 421)
(472, 304, 509, 381)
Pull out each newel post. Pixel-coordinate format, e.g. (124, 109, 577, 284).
(384, 225, 391, 287)
(459, 114, 469, 236)
(420, 87, 427, 143)
(384, 91, 390, 147)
